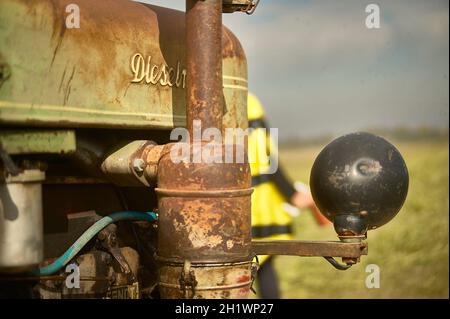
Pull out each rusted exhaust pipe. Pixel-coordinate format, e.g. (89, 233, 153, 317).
(155, 0, 254, 298)
(186, 0, 224, 135)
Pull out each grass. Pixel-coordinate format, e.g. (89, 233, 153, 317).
(267, 139, 449, 299)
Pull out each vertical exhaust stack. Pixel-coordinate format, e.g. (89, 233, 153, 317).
(186, 0, 224, 135)
(155, 0, 254, 298)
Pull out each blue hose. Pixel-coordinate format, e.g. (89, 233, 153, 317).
(31, 211, 157, 276)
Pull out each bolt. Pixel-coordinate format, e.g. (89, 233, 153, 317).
(133, 158, 145, 173)
(98, 230, 108, 241)
(108, 233, 117, 246)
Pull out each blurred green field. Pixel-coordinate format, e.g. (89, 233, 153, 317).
(269, 139, 449, 299)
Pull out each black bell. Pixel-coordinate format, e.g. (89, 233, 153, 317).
(310, 132, 409, 238)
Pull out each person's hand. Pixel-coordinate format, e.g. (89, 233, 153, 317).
(290, 191, 315, 209)
(291, 182, 332, 227)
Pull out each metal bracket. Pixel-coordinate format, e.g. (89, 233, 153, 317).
(179, 260, 197, 298)
(108, 247, 132, 275)
(99, 228, 135, 282)
(324, 257, 352, 270)
(249, 255, 260, 294)
(222, 0, 260, 14)
(251, 240, 367, 270)
(245, 0, 260, 15)
(252, 240, 368, 259)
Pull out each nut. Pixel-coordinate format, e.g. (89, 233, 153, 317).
(132, 158, 145, 173)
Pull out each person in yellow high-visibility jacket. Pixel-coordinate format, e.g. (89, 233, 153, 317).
(248, 93, 330, 299)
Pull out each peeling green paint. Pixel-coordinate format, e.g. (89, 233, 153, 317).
(0, 130, 76, 154)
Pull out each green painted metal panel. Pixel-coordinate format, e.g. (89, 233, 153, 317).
(0, 0, 248, 130)
(0, 130, 76, 154)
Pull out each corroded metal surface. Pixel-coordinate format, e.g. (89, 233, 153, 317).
(0, 0, 248, 130)
(35, 247, 140, 299)
(156, 141, 253, 298)
(154, 0, 252, 299)
(186, 0, 224, 134)
(251, 240, 368, 258)
(222, 0, 259, 14)
(0, 130, 76, 155)
(0, 0, 252, 299)
(100, 140, 157, 187)
(158, 260, 255, 299)
(156, 143, 252, 263)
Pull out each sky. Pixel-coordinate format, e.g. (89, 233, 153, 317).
(138, 0, 449, 139)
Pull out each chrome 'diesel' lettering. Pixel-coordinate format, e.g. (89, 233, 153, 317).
(130, 53, 186, 88)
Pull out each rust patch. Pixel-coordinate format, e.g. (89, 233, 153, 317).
(222, 26, 246, 60)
